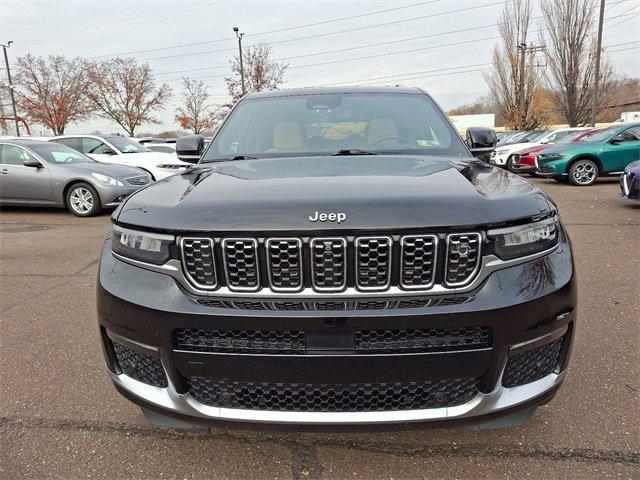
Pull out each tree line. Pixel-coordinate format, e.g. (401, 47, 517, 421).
(479, 0, 632, 128)
(0, 44, 287, 136)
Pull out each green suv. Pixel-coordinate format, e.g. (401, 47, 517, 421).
(536, 123, 640, 186)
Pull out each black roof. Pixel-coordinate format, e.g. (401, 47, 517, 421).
(245, 85, 425, 99)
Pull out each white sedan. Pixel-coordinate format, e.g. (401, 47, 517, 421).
(50, 135, 190, 180)
(490, 128, 591, 171)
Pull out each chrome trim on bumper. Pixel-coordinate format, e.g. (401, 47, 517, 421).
(108, 327, 567, 425)
(109, 368, 564, 425)
(111, 243, 560, 299)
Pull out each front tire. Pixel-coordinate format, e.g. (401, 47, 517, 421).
(66, 182, 102, 217)
(568, 159, 599, 186)
(506, 155, 517, 172)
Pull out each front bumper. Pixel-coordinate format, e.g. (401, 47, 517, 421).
(96, 184, 144, 208)
(97, 234, 576, 425)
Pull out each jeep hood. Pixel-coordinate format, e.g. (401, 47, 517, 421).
(116, 155, 554, 232)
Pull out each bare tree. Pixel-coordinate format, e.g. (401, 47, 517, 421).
(12, 54, 94, 135)
(540, 0, 616, 126)
(225, 44, 288, 104)
(88, 58, 171, 136)
(485, 0, 548, 129)
(175, 77, 218, 134)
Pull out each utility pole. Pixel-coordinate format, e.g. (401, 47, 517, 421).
(517, 42, 545, 130)
(517, 43, 527, 131)
(233, 27, 245, 96)
(1, 41, 20, 136)
(591, 0, 606, 127)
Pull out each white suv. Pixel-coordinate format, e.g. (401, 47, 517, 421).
(50, 135, 190, 180)
(491, 128, 590, 171)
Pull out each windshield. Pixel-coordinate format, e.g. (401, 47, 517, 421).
(523, 131, 548, 143)
(105, 136, 150, 154)
(29, 142, 95, 164)
(203, 93, 469, 161)
(579, 127, 617, 143)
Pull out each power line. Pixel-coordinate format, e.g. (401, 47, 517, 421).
(104, 0, 507, 62)
(92, 0, 444, 59)
(607, 12, 639, 29)
(155, 23, 504, 76)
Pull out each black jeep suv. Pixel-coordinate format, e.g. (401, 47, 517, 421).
(97, 87, 576, 427)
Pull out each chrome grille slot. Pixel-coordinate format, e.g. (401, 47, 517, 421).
(181, 238, 217, 289)
(266, 238, 303, 292)
(310, 238, 347, 291)
(355, 236, 392, 291)
(445, 233, 481, 287)
(400, 235, 437, 289)
(222, 238, 260, 291)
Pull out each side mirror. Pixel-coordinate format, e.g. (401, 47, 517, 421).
(609, 137, 622, 145)
(102, 147, 117, 155)
(176, 134, 205, 163)
(540, 138, 550, 144)
(466, 127, 497, 160)
(23, 160, 43, 168)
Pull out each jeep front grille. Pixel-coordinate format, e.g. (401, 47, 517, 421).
(311, 238, 347, 291)
(179, 232, 484, 294)
(445, 233, 481, 287)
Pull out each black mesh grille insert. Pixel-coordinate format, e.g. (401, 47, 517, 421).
(401, 235, 437, 288)
(503, 337, 563, 388)
(112, 341, 167, 387)
(356, 237, 391, 290)
(267, 238, 303, 291)
(311, 238, 347, 291)
(187, 378, 479, 411)
(173, 328, 305, 354)
(223, 238, 260, 290)
(355, 327, 491, 353)
(445, 233, 481, 286)
(182, 238, 217, 288)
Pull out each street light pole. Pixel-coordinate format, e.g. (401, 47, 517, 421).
(233, 27, 245, 96)
(1, 41, 20, 136)
(517, 43, 527, 131)
(591, 0, 606, 127)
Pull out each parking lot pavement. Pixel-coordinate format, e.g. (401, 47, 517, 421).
(1, 177, 638, 479)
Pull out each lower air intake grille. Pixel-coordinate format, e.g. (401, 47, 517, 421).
(112, 341, 167, 387)
(502, 337, 564, 388)
(355, 327, 492, 353)
(445, 233, 481, 286)
(173, 328, 305, 354)
(187, 378, 479, 412)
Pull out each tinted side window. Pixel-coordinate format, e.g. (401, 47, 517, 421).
(1, 145, 36, 165)
(55, 138, 82, 151)
(620, 127, 640, 141)
(82, 138, 107, 154)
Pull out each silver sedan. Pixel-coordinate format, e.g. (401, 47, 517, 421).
(0, 139, 152, 217)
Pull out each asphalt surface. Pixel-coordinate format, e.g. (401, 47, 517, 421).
(1, 177, 638, 479)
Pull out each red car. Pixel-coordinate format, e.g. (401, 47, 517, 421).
(512, 129, 600, 174)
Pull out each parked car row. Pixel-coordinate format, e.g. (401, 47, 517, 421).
(0, 135, 191, 216)
(486, 124, 640, 193)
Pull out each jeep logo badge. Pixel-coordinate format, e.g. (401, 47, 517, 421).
(308, 211, 347, 223)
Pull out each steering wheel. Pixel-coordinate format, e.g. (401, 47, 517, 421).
(371, 135, 411, 145)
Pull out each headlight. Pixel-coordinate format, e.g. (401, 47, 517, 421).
(496, 148, 509, 155)
(156, 164, 188, 170)
(92, 172, 124, 187)
(488, 217, 559, 260)
(539, 153, 564, 160)
(111, 225, 174, 265)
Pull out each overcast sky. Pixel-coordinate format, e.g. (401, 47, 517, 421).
(1, 0, 638, 135)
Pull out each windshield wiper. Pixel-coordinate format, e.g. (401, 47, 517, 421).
(331, 149, 378, 156)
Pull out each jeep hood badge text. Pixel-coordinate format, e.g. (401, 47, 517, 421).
(309, 211, 347, 223)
